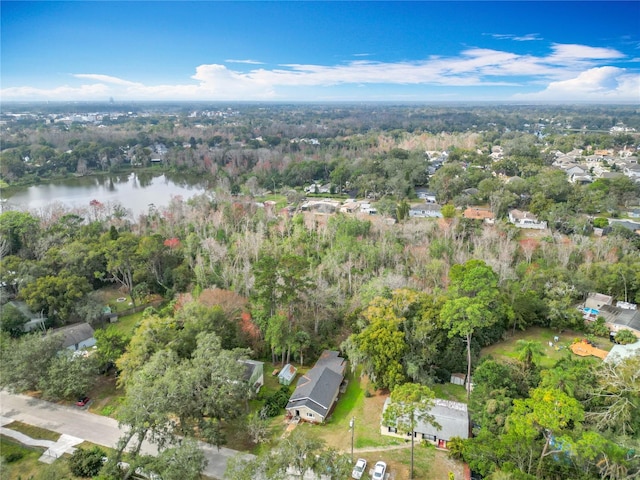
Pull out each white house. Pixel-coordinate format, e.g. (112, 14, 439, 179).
(381, 398, 469, 449)
(409, 203, 443, 218)
(508, 209, 547, 229)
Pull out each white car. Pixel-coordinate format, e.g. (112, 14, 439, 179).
(372, 461, 387, 480)
(352, 458, 367, 479)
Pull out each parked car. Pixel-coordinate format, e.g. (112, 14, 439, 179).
(76, 396, 90, 407)
(352, 458, 367, 479)
(372, 461, 387, 480)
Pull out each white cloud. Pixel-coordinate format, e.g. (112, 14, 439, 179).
(73, 74, 143, 86)
(224, 59, 264, 65)
(1, 43, 635, 101)
(489, 33, 542, 42)
(513, 67, 640, 102)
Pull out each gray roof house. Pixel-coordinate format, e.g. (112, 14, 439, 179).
(285, 350, 346, 424)
(381, 398, 469, 449)
(599, 304, 640, 338)
(409, 203, 443, 218)
(51, 323, 96, 351)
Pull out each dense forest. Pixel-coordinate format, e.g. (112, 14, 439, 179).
(1, 103, 639, 480)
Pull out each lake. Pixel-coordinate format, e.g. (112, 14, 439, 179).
(1, 172, 213, 219)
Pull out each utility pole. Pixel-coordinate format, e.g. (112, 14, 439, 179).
(349, 417, 355, 461)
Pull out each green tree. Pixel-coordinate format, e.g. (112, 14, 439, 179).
(0, 303, 28, 337)
(508, 387, 584, 478)
(149, 439, 208, 480)
(397, 199, 410, 221)
(68, 446, 106, 478)
(102, 232, 141, 303)
(275, 429, 326, 480)
(440, 260, 502, 399)
(0, 210, 39, 256)
(20, 272, 92, 323)
(514, 340, 545, 373)
(587, 353, 640, 436)
(0, 332, 63, 392)
(342, 311, 407, 390)
(441, 204, 456, 219)
(94, 327, 130, 371)
(383, 383, 439, 479)
(40, 350, 99, 400)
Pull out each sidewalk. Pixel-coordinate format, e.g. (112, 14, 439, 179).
(0, 416, 83, 464)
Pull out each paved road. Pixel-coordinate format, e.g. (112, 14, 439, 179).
(0, 391, 252, 479)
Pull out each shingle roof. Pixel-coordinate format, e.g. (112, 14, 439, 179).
(383, 398, 469, 441)
(286, 350, 345, 418)
(600, 305, 640, 333)
(51, 323, 95, 349)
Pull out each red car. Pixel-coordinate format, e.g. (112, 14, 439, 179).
(76, 396, 90, 407)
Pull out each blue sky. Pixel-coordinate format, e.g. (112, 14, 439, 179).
(1, 1, 639, 103)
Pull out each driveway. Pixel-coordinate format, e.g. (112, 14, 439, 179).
(0, 391, 252, 479)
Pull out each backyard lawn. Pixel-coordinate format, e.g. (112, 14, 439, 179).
(481, 326, 613, 368)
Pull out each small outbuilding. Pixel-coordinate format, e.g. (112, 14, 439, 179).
(278, 363, 298, 386)
(241, 359, 264, 393)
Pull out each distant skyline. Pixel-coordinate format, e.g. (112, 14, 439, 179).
(1, 1, 639, 103)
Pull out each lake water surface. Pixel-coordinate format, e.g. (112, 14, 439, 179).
(1, 172, 212, 218)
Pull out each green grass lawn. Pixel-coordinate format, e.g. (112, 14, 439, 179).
(1, 436, 47, 479)
(105, 310, 144, 337)
(431, 383, 468, 403)
(481, 326, 612, 368)
(3, 421, 61, 441)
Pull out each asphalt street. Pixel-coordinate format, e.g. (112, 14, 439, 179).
(0, 390, 252, 479)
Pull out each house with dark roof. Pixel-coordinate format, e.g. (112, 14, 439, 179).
(285, 350, 346, 424)
(381, 398, 469, 449)
(51, 323, 96, 351)
(598, 304, 640, 338)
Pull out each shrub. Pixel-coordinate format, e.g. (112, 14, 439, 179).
(593, 217, 609, 228)
(5, 451, 24, 463)
(68, 446, 106, 477)
(260, 386, 291, 418)
(614, 329, 637, 345)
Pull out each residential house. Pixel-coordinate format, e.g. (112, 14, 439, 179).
(585, 292, 614, 310)
(415, 189, 437, 203)
(623, 164, 640, 181)
(605, 341, 640, 364)
(462, 208, 495, 224)
(381, 398, 469, 449)
(278, 364, 298, 386)
(609, 220, 640, 235)
(627, 207, 640, 219)
(508, 209, 547, 229)
(7, 300, 47, 333)
(241, 359, 264, 393)
(409, 203, 443, 218)
(285, 350, 346, 424)
(570, 173, 593, 185)
(51, 323, 96, 352)
(598, 304, 640, 339)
